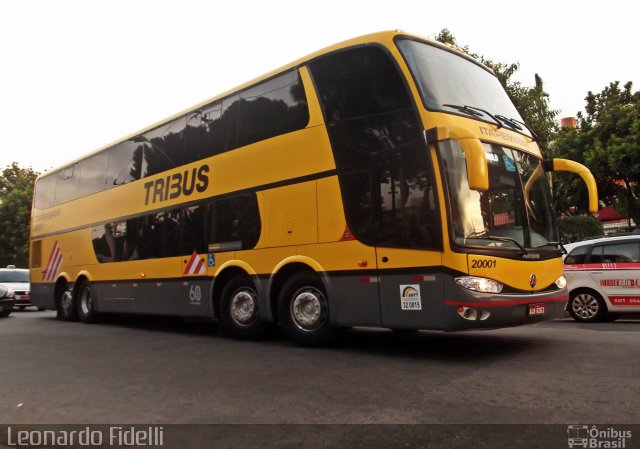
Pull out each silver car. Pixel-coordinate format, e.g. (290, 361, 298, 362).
(0, 266, 31, 310)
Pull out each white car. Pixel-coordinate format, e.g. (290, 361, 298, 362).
(0, 266, 31, 310)
(563, 234, 640, 322)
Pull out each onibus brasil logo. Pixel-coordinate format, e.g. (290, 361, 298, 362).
(567, 425, 632, 448)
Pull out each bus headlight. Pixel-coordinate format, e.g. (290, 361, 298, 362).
(455, 276, 503, 294)
(554, 275, 567, 289)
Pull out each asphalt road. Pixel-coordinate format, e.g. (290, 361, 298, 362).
(0, 310, 638, 426)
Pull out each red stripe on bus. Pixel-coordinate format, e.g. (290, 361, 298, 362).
(43, 241, 59, 278)
(44, 245, 62, 281)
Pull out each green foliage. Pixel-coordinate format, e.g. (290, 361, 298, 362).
(433, 29, 559, 153)
(552, 81, 640, 220)
(0, 163, 39, 267)
(558, 216, 603, 243)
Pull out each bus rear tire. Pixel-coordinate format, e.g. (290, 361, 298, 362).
(57, 289, 78, 321)
(220, 275, 270, 340)
(278, 272, 338, 347)
(77, 280, 99, 324)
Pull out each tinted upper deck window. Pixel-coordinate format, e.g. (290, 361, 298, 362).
(310, 46, 439, 249)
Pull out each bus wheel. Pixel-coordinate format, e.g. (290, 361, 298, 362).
(77, 280, 99, 324)
(278, 272, 337, 347)
(57, 288, 78, 321)
(220, 275, 270, 340)
(568, 289, 607, 323)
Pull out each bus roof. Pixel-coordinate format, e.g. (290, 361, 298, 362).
(37, 30, 492, 180)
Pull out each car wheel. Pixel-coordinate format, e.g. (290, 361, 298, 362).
(568, 290, 607, 323)
(278, 272, 338, 347)
(77, 280, 99, 323)
(18, 306, 26, 310)
(0, 308, 11, 318)
(220, 275, 270, 340)
(57, 288, 78, 321)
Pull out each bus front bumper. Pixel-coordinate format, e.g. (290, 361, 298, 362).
(440, 290, 568, 331)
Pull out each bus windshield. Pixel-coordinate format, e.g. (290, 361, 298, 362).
(439, 140, 558, 251)
(397, 38, 531, 138)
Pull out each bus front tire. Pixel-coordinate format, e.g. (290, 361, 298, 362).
(77, 280, 99, 324)
(220, 275, 270, 340)
(278, 272, 338, 347)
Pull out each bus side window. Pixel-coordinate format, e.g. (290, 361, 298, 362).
(184, 103, 223, 165)
(237, 70, 309, 148)
(107, 141, 144, 186)
(184, 95, 239, 164)
(77, 152, 109, 197)
(137, 210, 181, 259)
(373, 147, 438, 249)
(181, 205, 207, 254)
(207, 194, 261, 250)
(92, 223, 117, 262)
(141, 118, 186, 177)
(34, 174, 56, 210)
(309, 45, 439, 249)
(53, 165, 80, 205)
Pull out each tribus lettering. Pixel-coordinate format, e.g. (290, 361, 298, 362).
(143, 165, 210, 205)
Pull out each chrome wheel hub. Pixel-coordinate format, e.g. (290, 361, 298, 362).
(230, 289, 257, 326)
(291, 288, 326, 331)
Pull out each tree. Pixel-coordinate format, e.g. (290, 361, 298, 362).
(553, 82, 640, 221)
(0, 163, 39, 267)
(557, 215, 603, 243)
(433, 29, 559, 153)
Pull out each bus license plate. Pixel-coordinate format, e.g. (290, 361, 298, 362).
(528, 303, 545, 316)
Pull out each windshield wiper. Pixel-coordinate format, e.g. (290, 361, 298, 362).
(494, 114, 523, 131)
(442, 104, 538, 141)
(495, 115, 539, 142)
(442, 104, 483, 118)
(442, 104, 503, 130)
(466, 231, 526, 254)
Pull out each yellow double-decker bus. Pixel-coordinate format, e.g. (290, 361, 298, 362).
(30, 31, 597, 346)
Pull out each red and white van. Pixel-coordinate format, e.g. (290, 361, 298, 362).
(563, 235, 640, 322)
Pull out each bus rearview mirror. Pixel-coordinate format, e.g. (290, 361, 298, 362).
(550, 158, 599, 214)
(425, 127, 488, 192)
(459, 138, 489, 191)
